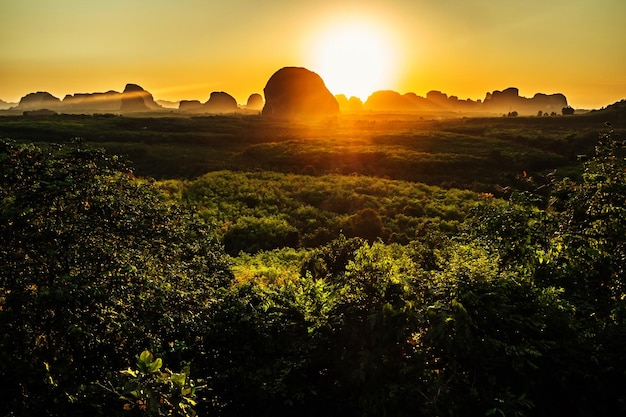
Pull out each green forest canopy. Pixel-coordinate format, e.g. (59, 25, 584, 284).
(0, 115, 625, 416)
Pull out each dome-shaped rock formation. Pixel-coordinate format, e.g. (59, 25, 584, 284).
(204, 91, 238, 113)
(16, 92, 61, 110)
(246, 93, 264, 111)
(262, 67, 339, 118)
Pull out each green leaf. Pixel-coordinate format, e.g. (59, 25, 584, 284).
(183, 397, 197, 406)
(147, 357, 163, 374)
(138, 350, 154, 368)
(138, 350, 162, 373)
(171, 372, 187, 388)
(120, 368, 138, 378)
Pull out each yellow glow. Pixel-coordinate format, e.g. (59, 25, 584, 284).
(308, 20, 398, 101)
(1, 2, 624, 109)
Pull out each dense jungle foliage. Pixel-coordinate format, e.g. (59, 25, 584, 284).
(0, 112, 625, 416)
(159, 170, 484, 254)
(0, 112, 619, 188)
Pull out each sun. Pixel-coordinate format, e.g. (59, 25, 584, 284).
(308, 20, 398, 101)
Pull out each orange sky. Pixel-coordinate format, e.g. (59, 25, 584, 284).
(1, 0, 625, 109)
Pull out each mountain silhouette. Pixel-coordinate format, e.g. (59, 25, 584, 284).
(3, 68, 601, 116)
(156, 99, 180, 109)
(63, 91, 121, 112)
(363, 87, 568, 115)
(585, 99, 626, 122)
(204, 91, 238, 113)
(0, 99, 17, 110)
(246, 93, 264, 111)
(178, 100, 204, 112)
(120, 84, 162, 113)
(12, 85, 163, 114)
(364, 90, 425, 111)
(482, 87, 567, 115)
(262, 67, 339, 118)
(15, 92, 61, 111)
(335, 94, 363, 112)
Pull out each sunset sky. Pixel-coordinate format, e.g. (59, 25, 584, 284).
(1, 0, 624, 109)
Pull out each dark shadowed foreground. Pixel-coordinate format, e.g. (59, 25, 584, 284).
(0, 113, 625, 416)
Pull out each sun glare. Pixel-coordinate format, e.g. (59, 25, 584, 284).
(309, 20, 397, 101)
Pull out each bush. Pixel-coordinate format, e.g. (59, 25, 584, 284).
(223, 215, 299, 255)
(342, 208, 391, 243)
(0, 140, 232, 416)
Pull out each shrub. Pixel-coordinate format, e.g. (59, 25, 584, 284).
(0, 140, 231, 415)
(223, 215, 299, 255)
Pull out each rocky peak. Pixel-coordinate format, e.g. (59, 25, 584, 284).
(262, 67, 339, 118)
(16, 92, 61, 110)
(120, 84, 161, 113)
(204, 91, 238, 113)
(246, 93, 264, 111)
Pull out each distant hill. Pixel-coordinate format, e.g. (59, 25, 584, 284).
(483, 88, 567, 115)
(62, 91, 121, 112)
(0, 99, 18, 110)
(120, 84, 162, 113)
(156, 99, 180, 109)
(591, 99, 626, 114)
(178, 100, 204, 112)
(246, 94, 264, 111)
(175, 91, 240, 114)
(6, 66, 620, 116)
(15, 92, 61, 111)
(262, 67, 339, 118)
(364, 87, 569, 116)
(11, 84, 164, 114)
(335, 94, 363, 112)
(204, 91, 238, 113)
(584, 99, 626, 122)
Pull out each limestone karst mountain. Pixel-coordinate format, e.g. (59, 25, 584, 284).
(363, 90, 423, 112)
(15, 92, 61, 111)
(120, 84, 162, 113)
(178, 100, 204, 112)
(262, 67, 339, 118)
(246, 93, 264, 111)
(0, 99, 18, 110)
(482, 87, 567, 115)
(204, 91, 238, 113)
(7, 73, 574, 116)
(362, 87, 568, 115)
(12, 84, 163, 114)
(156, 99, 180, 109)
(335, 94, 363, 112)
(62, 91, 121, 112)
(177, 92, 240, 113)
